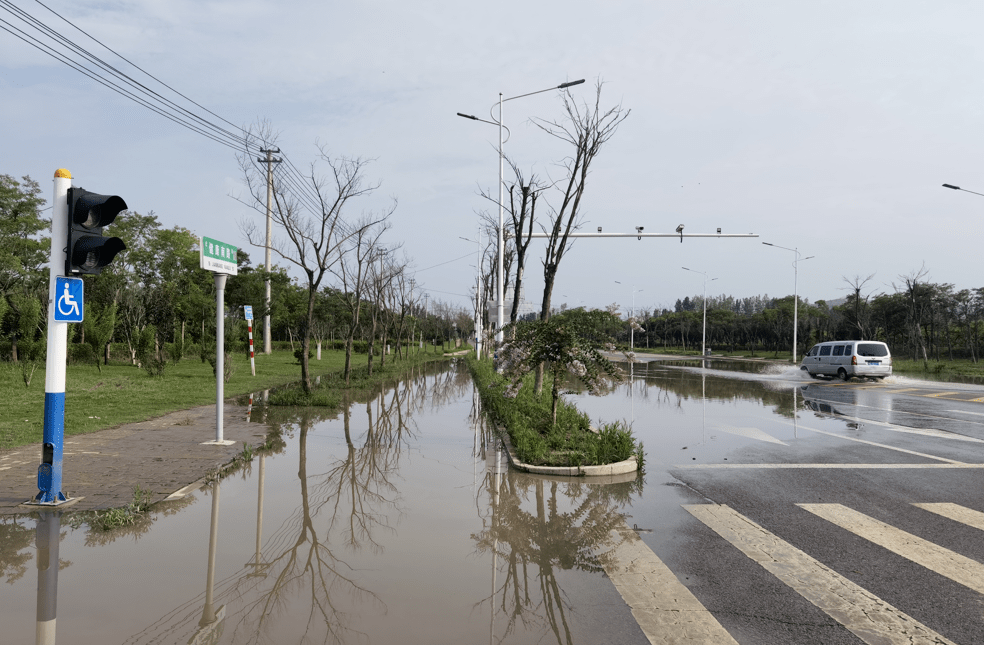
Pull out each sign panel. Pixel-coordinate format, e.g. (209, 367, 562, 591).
(243, 305, 253, 320)
(53, 276, 84, 322)
(200, 236, 238, 275)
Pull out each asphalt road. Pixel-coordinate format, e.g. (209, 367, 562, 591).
(598, 368, 984, 644)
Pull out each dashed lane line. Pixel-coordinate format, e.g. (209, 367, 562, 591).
(603, 520, 739, 644)
(799, 503, 984, 596)
(676, 463, 984, 469)
(684, 504, 957, 645)
(913, 503, 984, 531)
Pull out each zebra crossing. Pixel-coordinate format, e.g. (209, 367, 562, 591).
(605, 501, 984, 645)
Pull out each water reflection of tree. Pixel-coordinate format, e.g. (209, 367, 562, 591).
(227, 368, 428, 643)
(0, 516, 35, 584)
(228, 408, 385, 644)
(472, 465, 640, 645)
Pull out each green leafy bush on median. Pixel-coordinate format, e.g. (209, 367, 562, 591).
(467, 356, 642, 469)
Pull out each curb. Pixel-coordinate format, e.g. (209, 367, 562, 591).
(496, 431, 639, 477)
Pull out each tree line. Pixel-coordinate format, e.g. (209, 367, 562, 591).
(0, 173, 471, 386)
(601, 269, 984, 363)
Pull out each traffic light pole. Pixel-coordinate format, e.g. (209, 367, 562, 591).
(31, 170, 74, 505)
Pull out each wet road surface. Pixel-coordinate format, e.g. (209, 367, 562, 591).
(4, 357, 984, 643)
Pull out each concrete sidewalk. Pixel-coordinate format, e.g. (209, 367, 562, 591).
(0, 400, 268, 515)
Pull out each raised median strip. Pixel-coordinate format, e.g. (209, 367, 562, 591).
(497, 431, 639, 476)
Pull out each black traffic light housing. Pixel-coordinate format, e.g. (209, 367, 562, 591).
(66, 187, 127, 275)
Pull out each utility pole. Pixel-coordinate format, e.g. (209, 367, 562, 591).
(257, 148, 281, 355)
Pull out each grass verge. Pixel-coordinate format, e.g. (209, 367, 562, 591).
(467, 356, 643, 470)
(0, 347, 456, 451)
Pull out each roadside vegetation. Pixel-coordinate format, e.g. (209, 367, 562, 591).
(469, 356, 641, 469)
(0, 345, 462, 451)
(468, 309, 643, 470)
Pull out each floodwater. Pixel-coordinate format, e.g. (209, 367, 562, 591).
(3, 356, 958, 644)
(1, 360, 646, 645)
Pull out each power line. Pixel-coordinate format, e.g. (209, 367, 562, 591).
(0, 2, 370, 237)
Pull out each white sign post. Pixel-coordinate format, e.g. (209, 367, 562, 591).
(200, 237, 237, 446)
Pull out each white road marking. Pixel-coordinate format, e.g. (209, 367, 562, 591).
(603, 520, 739, 644)
(822, 416, 984, 443)
(714, 425, 788, 445)
(913, 502, 984, 531)
(799, 503, 984, 596)
(676, 463, 984, 469)
(946, 409, 984, 417)
(684, 504, 957, 645)
(776, 420, 966, 463)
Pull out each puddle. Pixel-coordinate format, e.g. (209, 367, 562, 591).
(7, 357, 974, 643)
(0, 360, 649, 645)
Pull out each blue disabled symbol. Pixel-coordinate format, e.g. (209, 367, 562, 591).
(54, 277, 84, 322)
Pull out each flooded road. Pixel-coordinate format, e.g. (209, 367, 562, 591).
(5, 357, 984, 644)
(1, 361, 648, 645)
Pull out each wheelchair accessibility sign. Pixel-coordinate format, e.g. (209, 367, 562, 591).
(54, 277, 84, 323)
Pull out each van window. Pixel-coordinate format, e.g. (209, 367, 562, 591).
(843, 344, 853, 354)
(857, 343, 888, 357)
(819, 346, 832, 356)
(833, 346, 844, 356)
(807, 346, 818, 356)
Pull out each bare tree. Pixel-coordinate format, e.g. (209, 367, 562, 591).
(239, 127, 394, 393)
(366, 248, 403, 374)
(894, 264, 931, 366)
(533, 81, 629, 325)
(842, 273, 876, 339)
(480, 158, 547, 328)
(332, 221, 391, 383)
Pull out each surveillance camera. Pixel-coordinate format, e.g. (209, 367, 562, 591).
(636, 226, 644, 232)
(597, 226, 602, 233)
(717, 227, 722, 234)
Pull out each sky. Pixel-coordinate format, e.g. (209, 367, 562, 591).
(2, 0, 983, 319)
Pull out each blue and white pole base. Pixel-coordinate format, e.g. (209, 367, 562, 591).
(28, 169, 74, 506)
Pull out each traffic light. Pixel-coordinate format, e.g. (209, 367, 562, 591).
(66, 187, 127, 275)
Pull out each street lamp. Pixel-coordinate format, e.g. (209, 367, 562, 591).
(614, 281, 644, 350)
(762, 243, 814, 363)
(460, 234, 483, 358)
(942, 183, 984, 197)
(682, 267, 718, 357)
(458, 78, 585, 345)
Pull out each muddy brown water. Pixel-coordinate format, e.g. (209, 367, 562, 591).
(1, 360, 651, 644)
(3, 357, 930, 644)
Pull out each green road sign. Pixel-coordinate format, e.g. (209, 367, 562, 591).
(200, 236, 238, 275)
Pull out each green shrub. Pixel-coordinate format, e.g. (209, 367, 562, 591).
(467, 356, 642, 469)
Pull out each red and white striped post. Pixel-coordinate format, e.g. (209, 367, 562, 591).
(244, 305, 255, 376)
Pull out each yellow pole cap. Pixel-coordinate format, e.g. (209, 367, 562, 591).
(54, 168, 72, 179)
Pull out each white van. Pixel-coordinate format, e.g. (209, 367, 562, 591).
(801, 341, 892, 380)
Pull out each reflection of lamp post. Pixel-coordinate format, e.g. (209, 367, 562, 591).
(458, 79, 585, 345)
(762, 243, 814, 363)
(614, 281, 643, 350)
(682, 267, 718, 357)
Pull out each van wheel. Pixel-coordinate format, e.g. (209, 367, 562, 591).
(837, 368, 849, 381)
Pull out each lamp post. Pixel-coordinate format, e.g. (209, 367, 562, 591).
(460, 234, 483, 358)
(682, 267, 718, 357)
(762, 243, 814, 363)
(614, 281, 643, 350)
(458, 78, 585, 345)
(942, 183, 984, 197)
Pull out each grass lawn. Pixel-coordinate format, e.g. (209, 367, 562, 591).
(0, 345, 457, 451)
